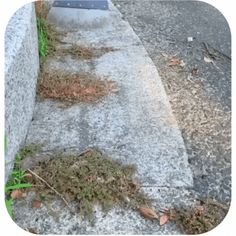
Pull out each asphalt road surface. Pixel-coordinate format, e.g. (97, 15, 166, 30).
(113, 0, 231, 204)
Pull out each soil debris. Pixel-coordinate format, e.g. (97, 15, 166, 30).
(28, 149, 150, 219)
(37, 71, 118, 106)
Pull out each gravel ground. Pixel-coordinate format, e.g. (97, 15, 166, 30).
(112, 0, 231, 205)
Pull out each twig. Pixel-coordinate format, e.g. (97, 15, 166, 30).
(27, 168, 72, 211)
(202, 42, 217, 59)
(211, 46, 231, 61)
(202, 42, 231, 61)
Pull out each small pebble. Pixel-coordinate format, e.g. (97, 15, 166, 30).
(187, 37, 193, 42)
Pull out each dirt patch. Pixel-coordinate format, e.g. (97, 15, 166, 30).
(28, 149, 150, 219)
(53, 45, 118, 60)
(175, 199, 229, 234)
(37, 71, 118, 106)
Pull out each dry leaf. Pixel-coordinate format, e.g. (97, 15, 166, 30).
(160, 214, 169, 225)
(169, 57, 181, 66)
(11, 189, 26, 199)
(32, 200, 43, 208)
(195, 206, 205, 215)
(204, 56, 213, 63)
(25, 173, 33, 180)
(139, 206, 159, 220)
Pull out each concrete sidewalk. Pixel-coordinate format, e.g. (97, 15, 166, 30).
(14, 1, 193, 234)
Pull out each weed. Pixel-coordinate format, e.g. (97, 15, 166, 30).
(37, 18, 63, 62)
(5, 152, 32, 194)
(5, 198, 14, 218)
(37, 18, 47, 59)
(4, 145, 40, 218)
(5, 183, 33, 192)
(29, 149, 150, 219)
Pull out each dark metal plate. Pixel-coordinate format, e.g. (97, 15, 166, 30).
(53, 0, 108, 10)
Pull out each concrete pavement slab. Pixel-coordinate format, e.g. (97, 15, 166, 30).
(15, 1, 194, 233)
(27, 1, 193, 188)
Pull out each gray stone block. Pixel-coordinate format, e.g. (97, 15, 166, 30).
(5, 3, 39, 180)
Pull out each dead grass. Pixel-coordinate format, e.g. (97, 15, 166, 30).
(175, 199, 229, 234)
(28, 149, 150, 219)
(53, 45, 118, 60)
(37, 70, 118, 106)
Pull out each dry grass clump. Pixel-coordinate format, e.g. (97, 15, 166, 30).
(37, 71, 118, 106)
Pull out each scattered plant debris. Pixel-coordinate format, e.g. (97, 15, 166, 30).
(27, 149, 150, 219)
(37, 71, 119, 106)
(174, 199, 229, 234)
